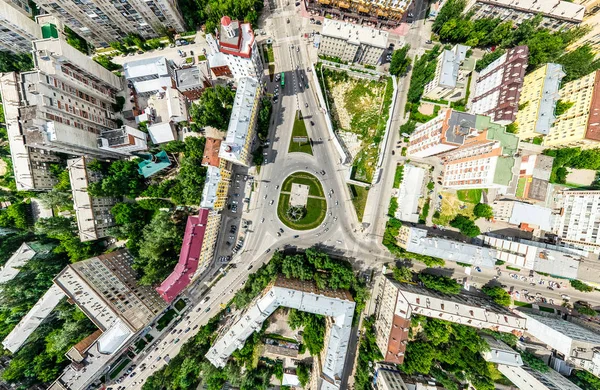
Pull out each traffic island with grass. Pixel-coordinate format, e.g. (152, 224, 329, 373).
(349, 184, 369, 222)
(288, 111, 313, 155)
(278, 172, 326, 230)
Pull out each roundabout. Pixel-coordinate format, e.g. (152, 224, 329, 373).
(277, 171, 327, 230)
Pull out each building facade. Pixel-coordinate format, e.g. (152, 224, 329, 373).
(34, 0, 185, 48)
(67, 157, 119, 242)
(318, 19, 388, 65)
(0, 0, 42, 54)
(471, 46, 529, 125)
(515, 63, 565, 141)
(206, 16, 263, 80)
(543, 70, 600, 148)
(568, 1, 600, 54)
(464, 0, 585, 31)
(305, 0, 412, 28)
(553, 190, 600, 254)
(423, 44, 473, 102)
(219, 77, 261, 166)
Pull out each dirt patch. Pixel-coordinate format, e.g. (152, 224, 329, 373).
(0, 159, 6, 176)
(566, 168, 596, 186)
(418, 102, 435, 116)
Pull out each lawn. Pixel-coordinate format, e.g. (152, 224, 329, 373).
(277, 193, 327, 230)
(432, 191, 476, 226)
(288, 112, 313, 155)
(456, 189, 482, 204)
(109, 358, 131, 379)
(174, 299, 186, 312)
(156, 308, 177, 331)
(282, 172, 324, 197)
(349, 184, 369, 222)
(516, 177, 527, 198)
(266, 45, 274, 63)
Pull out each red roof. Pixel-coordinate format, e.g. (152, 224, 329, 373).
(202, 137, 222, 167)
(221, 15, 232, 27)
(156, 209, 210, 303)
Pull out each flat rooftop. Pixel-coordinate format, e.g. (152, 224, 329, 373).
(322, 18, 389, 49)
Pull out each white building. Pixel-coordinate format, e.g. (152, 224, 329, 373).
(206, 16, 263, 80)
(318, 19, 389, 66)
(464, 0, 584, 31)
(148, 122, 177, 144)
(200, 165, 221, 209)
(124, 57, 175, 97)
(490, 200, 554, 231)
(553, 190, 600, 254)
(423, 44, 473, 102)
(394, 164, 425, 223)
(206, 277, 355, 390)
(0, 242, 53, 285)
(219, 77, 261, 166)
(0, 0, 42, 54)
(67, 157, 119, 242)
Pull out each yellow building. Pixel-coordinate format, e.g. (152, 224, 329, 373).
(309, 0, 410, 26)
(514, 63, 565, 141)
(202, 137, 233, 212)
(199, 210, 222, 268)
(544, 70, 600, 148)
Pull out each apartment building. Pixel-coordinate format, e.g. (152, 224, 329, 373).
(206, 16, 263, 80)
(0, 39, 126, 190)
(98, 125, 148, 155)
(219, 77, 261, 166)
(471, 46, 529, 125)
(156, 209, 220, 302)
(568, 1, 600, 54)
(0, 0, 42, 54)
(464, 0, 585, 31)
(34, 0, 185, 48)
(543, 70, 600, 148)
(318, 19, 388, 66)
(520, 311, 600, 378)
(67, 157, 119, 242)
(305, 0, 411, 28)
(201, 138, 232, 211)
(0, 242, 53, 284)
(515, 63, 565, 141)
(124, 57, 176, 97)
(553, 190, 600, 254)
(373, 275, 527, 365)
(423, 44, 474, 102)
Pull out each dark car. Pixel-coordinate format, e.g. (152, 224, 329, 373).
(310, 121, 314, 126)
(248, 265, 253, 270)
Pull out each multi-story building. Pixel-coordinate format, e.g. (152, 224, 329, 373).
(568, 1, 600, 54)
(34, 0, 185, 48)
(318, 19, 388, 66)
(156, 209, 221, 302)
(0, 39, 126, 190)
(471, 46, 529, 125)
(407, 110, 518, 191)
(98, 125, 148, 155)
(553, 190, 600, 254)
(219, 77, 261, 166)
(0, 0, 42, 54)
(514, 63, 565, 141)
(174, 65, 211, 100)
(373, 275, 527, 365)
(515, 154, 554, 202)
(0, 242, 53, 284)
(124, 57, 176, 97)
(423, 44, 474, 102)
(543, 70, 600, 148)
(206, 16, 263, 80)
(67, 157, 119, 242)
(464, 0, 585, 31)
(519, 311, 600, 378)
(305, 0, 411, 28)
(201, 137, 232, 211)
(54, 249, 166, 333)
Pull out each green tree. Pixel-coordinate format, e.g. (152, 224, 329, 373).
(432, 0, 466, 33)
(521, 351, 549, 373)
(418, 273, 462, 294)
(389, 45, 411, 76)
(0, 51, 33, 73)
(392, 266, 413, 282)
(64, 26, 90, 54)
(450, 215, 481, 237)
(189, 85, 236, 130)
(0, 202, 29, 230)
(574, 304, 597, 316)
(557, 44, 600, 83)
(570, 279, 594, 292)
(475, 49, 506, 72)
(94, 55, 120, 71)
(555, 100, 575, 116)
(473, 203, 494, 220)
(256, 98, 273, 140)
(482, 286, 511, 306)
(87, 160, 146, 198)
(296, 363, 310, 387)
(423, 318, 453, 345)
(402, 340, 437, 374)
(37, 189, 71, 210)
(570, 370, 600, 390)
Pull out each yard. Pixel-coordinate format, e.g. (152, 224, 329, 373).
(432, 191, 476, 226)
(320, 66, 393, 183)
(156, 308, 177, 331)
(349, 184, 369, 222)
(288, 112, 313, 155)
(456, 189, 483, 204)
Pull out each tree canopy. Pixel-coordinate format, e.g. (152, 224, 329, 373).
(418, 273, 462, 294)
(450, 215, 481, 237)
(87, 160, 146, 198)
(473, 203, 494, 220)
(0, 51, 33, 73)
(482, 286, 511, 306)
(389, 45, 411, 77)
(543, 147, 600, 184)
(175, 0, 264, 32)
(189, 85, 235, 131)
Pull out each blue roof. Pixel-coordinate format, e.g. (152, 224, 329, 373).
(138, 150, 172, 178)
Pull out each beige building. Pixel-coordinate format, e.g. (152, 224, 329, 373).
(0, 0, 42, 54)
(423, 44, 474, 102)
(318, 19, 389, 65)
(35, 0, 185, 48)
(568, 0, 600, 53)
(543, 70, 600, 148)
(464, 0, 585, 31)
(515, 63, 565, 141)
(306, 0, 411, 28)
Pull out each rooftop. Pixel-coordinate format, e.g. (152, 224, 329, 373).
(148, 122, 176, 144)
(200, 165, 221, 209)
(535, 63, 566, 135)
(476, 0, 584, 22)
(156, 210, 210, 303)
(321, 19, 389, 49)
(481, 335, 523, 366)
(395, 164, 426, 223)
(202, 137, 222, 167)
(218, 18, 255, 58)
(123, 56, 171, 80)
(437, 44, 469, 89)
(137, 151, 172, 178)
(174, 66, 204, 89)
(0, 242, 49, 284)
(508, 202, 553, 231)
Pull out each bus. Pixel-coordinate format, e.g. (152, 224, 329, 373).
(280, 72, 285, 87)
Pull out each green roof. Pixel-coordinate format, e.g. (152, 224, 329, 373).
(474, 114, 519, 187)
(138, 150, 172, 178)
(41, 24, 59, 39)
(493, 156, 517, 186)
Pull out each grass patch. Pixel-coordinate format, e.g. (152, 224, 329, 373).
(393, 164, 404, 188)
(516, 177, 527, 198)
(432, 191, 476, 226)
(419, 199, 430, 224)
(109, 358, 131, 379)
(281, 172, 324, 197)
(174, 299, 186, 311)
(277, 193, 326, 230)
(185, 57, 193, 64)
(506, 266, 521, 272)
(456, 189, 482, 204)
(349, 184, 369, 222)
(266, 44, 274, 63)
(513, 301, 532, 308)
(289, 112, 313, 155)
(156, 308, 177, 331)
(197, 54, 207, 61)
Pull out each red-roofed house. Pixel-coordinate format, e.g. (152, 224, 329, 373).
(156, 208, 221, 303)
